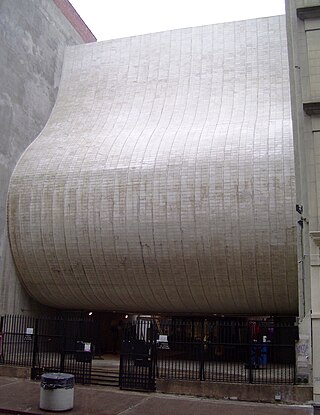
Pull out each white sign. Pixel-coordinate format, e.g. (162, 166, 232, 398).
(84, 342, 91, 352)
(26, 327, 34, 335)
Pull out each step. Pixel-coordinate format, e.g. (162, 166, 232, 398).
(90, 369, 119, 387)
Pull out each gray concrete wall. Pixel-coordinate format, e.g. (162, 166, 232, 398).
(0, 0, 92, 315)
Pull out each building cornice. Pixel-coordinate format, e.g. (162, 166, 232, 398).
(53, 0, 96, 43)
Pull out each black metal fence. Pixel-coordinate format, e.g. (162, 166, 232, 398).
(1, 314, 297, 389)
(155, 318, 296, 385)
(0, 314, 93, 384)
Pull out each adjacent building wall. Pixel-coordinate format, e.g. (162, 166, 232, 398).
(0, 0, 95, 315)
(286, 0, 320, 401)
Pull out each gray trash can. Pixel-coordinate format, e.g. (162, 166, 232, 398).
(40, 373, 74, 412)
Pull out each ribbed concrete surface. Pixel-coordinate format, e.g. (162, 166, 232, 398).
(8, 16, 297, 314)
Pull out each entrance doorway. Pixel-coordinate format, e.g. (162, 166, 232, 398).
(90, 312, 128, 386)
(91, 312, 127, 356)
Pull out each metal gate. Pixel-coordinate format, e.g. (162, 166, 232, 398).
(0, 315, 93, 384)
(119, 319, 156, 391)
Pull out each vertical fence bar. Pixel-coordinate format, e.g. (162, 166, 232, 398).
(0, 316, 4, 364)
(200, 319, 204, 381)
(60, 329, 66, 373)
(248, 321, 253, 384)
(31, 318, 39, 379)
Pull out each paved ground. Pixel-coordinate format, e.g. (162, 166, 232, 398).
(0, 377, 313, 415)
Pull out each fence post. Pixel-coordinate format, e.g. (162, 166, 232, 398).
(249, 342, 253, 383)
(248, 321, 253, 384)
(200, 320, 205, 381)
(293, 343, 297, 384)
(60, 330, 66, 373)
(62, 318, 67, 373)
(0, 316, 3, 363)
(31, 318, 39, 378)
(149, 321, 156, 391)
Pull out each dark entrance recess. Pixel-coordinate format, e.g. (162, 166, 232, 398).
(91, 312, 127, 356)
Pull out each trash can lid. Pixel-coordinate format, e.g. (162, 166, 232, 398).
(41, 373, 74, 389)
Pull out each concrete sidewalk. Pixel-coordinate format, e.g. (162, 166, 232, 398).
(0, 377, 313, 415)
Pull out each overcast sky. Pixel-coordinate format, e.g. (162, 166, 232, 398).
(69, 0, 286, 41)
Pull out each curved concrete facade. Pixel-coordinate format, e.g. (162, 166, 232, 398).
(8, 16, 297, 314)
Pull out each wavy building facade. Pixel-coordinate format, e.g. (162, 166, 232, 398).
(7, 16, 297, 315)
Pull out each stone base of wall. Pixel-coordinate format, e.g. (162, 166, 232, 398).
(156, 379, 313, 405)
(0, 365, 30, 379)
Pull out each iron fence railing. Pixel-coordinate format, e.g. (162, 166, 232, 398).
(155, 319, 296, 385)
(0, 314, 93, 384)
(1, 315, 297, 388)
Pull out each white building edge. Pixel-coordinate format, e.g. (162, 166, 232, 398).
(286, 0, 320, 403)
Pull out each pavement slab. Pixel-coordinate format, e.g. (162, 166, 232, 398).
(0, 377, 313, 415)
